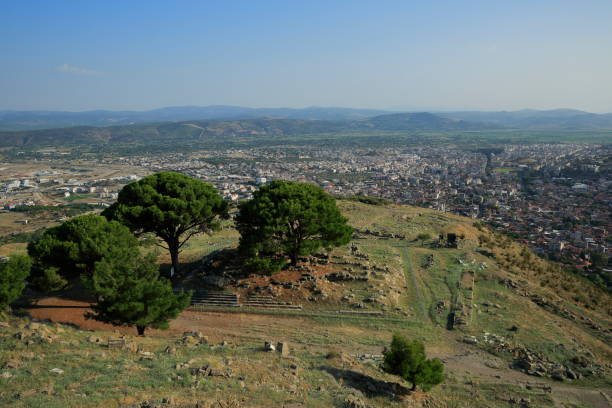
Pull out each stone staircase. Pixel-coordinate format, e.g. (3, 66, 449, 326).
(190, 291, 241, 308)
(186, 291, 302, 311)
(242, 295, 303, 310)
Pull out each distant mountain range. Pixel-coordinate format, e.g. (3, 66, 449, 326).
(436, 109, 612, 130)
(1, 106, 612, 132)
(1, 107, 612, 148)
(0, 113, 487, 147)
(0, 106, 389, 131)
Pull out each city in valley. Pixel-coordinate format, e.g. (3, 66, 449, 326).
(2, 143, 609, 289)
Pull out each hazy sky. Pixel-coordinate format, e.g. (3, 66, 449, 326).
(2, 1, 612, 112)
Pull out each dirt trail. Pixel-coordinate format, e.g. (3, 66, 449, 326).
(399, 247, 428, 321)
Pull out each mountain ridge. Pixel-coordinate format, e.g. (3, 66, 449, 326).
(0, 113, 493, 147)
(2, 105, 612, 131)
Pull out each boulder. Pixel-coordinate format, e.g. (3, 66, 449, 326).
(551, 369, 565, 381)
(277, 342, 290, 356)
(264, 341, 276, 352)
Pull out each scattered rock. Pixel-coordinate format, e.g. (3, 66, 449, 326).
(264, 341, 276, 352)
(462, 336, 478, 345)
(551, 369, 565, 381)
(49, 368, 64, 375)
(27, 322, 41, 330)
(277, 342, 290, 356)
(4, 359, 21, 369)
(87, 335, 103, 344)
(344, 393, 369, 408)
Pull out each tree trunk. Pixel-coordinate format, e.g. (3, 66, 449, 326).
(290, 251, 298, 266)
(411, 383, 417, 391)
(136, 325, 146, 336)
(168, 238, 180, 278)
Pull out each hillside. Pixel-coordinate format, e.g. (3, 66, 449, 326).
(438, 109, 612, 130)
(3, 107, 612, 133)
(0, 114, 493, 148)
(1, 201, 610, 407)
(0, 106, 390, 131)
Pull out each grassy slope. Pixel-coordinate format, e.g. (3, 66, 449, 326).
(0, 200, 610, 407)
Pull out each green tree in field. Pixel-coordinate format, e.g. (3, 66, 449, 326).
(0, 255, 32, 311)
(28, 214, 140, 290)
(236, 180, 352, 273)
(382, 334, 444, 392)
(86, 251, 191, 336)
(103, 172, 228, 276)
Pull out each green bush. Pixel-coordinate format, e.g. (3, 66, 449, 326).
(0, 254, 32, 310)
(243, 257, 286, 275)
(382, 334, 444, 391)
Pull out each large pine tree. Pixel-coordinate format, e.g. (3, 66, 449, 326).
(103, 172, 228, 276)
(28, 214, 140, 290)
(236, 180, 353, 273)
(86, 251, 191, 336)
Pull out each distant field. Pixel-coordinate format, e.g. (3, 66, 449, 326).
(2, 128, 611, 159)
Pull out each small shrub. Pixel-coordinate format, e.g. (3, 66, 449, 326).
(382, 334, 444, 392)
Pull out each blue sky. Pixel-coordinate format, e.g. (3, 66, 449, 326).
(2, 1, 611, 112)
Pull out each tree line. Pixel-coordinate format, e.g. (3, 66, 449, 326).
(1, 172, 352, 335)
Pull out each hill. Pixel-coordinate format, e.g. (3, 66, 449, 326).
(1, 200, 610, 407)
(438, 109, 612, 130)
(356, 112, 486, 131)
(0, 113, 493, 148)
(3, 106, 612, 133)
(0, 106, 390, 131)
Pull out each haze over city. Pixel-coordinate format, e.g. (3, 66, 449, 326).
(2, 0, 612, 112)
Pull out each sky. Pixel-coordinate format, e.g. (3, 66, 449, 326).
(1, 0, 612, 112)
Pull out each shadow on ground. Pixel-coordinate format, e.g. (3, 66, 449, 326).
(320, 366, 409, 399)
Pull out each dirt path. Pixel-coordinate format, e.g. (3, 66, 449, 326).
(399, 247, 428, 321)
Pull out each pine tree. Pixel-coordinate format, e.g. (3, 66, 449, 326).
(28, 214, 139, 290)
(382, 334, 444, 391)
(236, 180, 352, 273)
(103, 172, 228, 276)
(0, 255, 31, 311)
(86, 251, 191, 336)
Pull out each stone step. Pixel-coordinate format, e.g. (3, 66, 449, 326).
(243, 301, 294, 306)
(192, 298, 239, 303)
(191, 302, 241, 307)
(242, 303, 303, 310)
(192, 295, 238, 301)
